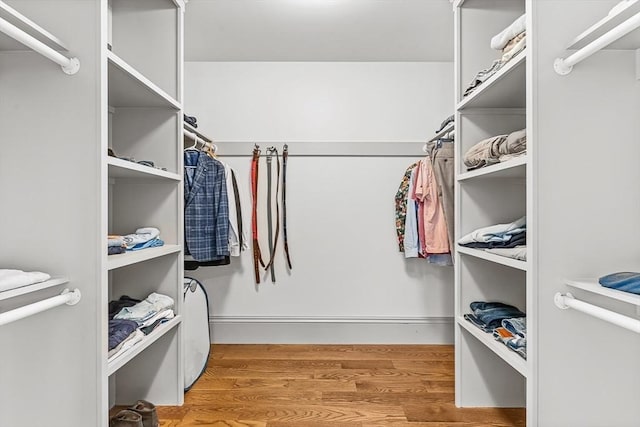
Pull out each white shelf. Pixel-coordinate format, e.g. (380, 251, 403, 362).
(565, 278, 640, 306)
(0, 1, 68, 52)
(108, 51, 181, 110)
(568, 0, 640, 50)
(184, 122, 213, 143)
(457, 50, 526, 111)
(457, 316, 528, 377)
(107, 245, 182, 271)
(458, 246, 527, 271)
(108, 157, 180, 181)
(458, 157, 527, 181)
(0, 277, 68, 302)
(108, 315, 182, 376)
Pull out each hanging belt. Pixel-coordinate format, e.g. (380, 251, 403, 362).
(264, 147, 281, 283)
(282, 144, 292, 269)
(251, 145, 265, 284)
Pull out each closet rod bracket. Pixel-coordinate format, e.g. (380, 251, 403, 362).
(554, 292, 573, 309)
(62, 288, 82, 306)
(61, 57, 80, 75)
(553, 58, 573, 76)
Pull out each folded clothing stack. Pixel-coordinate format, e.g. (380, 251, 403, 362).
(464, 301, 525, 332)
(463, 128, 526, 171)
(458, 216, 526, 256)
(108, 227, 164, 255)
(108, 292, 175, 361)
(184, 114, 198, 128)
(493, 317, 527, 359)
(599, 272, 640, 295)
(0, 269, 51, 293)
(463, 14, 526, 98)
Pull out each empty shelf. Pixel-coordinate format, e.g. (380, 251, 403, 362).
(457, 51, 526, 110)
(458, 246, 527, 271)
(568, 0, 640, 50)
(107, 245, 182, 270)
(108, 315, 181, 376)
(458, 316, 528, 377)
(0, 1, 67, 52)
(108, 51, 181, 109)
(458, 157, 527, 181)
(0, 277, 68, 302)
(108, 157, 180, 181)
(565, 278, 640, 306)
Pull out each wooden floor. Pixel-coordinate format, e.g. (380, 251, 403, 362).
(156, 344, 525, 427)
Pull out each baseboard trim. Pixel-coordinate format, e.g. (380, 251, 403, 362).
(208, 316, 454, 344)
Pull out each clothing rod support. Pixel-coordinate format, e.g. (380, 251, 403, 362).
(0, 288, 81, 327)
(554, 292, 640, 334)
(554, 11, 640, 75)
(0, 16, 80, 75)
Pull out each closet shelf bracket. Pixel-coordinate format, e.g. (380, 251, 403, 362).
(554, 292, 640, 334)
(0, 288, 81, 327)
(0, 16, 80, 75)
(554, 11, 640, 75)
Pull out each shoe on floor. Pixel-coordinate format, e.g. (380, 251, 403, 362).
(129, 400, 159, 427)
(109, 410, 143, 427)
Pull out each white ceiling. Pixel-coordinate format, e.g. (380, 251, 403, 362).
(184, 0, 454, 62)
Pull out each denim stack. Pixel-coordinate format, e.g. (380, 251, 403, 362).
(464, 301, 527, 359)
(458, 217, 527, 261)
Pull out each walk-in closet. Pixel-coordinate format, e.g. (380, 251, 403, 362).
(0, 0, 638, 426)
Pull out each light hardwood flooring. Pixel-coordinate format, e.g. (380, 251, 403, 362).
(153, 344, 525, 427)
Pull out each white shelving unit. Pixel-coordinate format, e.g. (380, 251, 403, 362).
(107, 245, 183, 271)
(108, 157, 181, 181)
(454, 0, 531, 420)
(0, 277, 68, 302)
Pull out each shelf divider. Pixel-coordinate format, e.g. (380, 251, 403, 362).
(107, 245, 182, 271)
(458, 157, 527, 181)
(457, 246, 527, 271)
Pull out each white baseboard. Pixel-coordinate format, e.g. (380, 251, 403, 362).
(208, 316, 454, 344)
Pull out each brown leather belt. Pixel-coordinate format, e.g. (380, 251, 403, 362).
(282, 144, 292, 269)
(264, 147, 281, 283)
(251, 145, 265, 284)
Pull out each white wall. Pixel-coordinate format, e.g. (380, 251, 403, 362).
(185, 62, 455, 343)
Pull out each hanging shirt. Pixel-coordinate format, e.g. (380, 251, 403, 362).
(394, 163, 418, 252)
(414, 158, 450, 254)
(404, 166, 420, 258)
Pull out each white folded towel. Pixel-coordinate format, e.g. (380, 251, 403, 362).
(0, 269, 51, 293)
(491, 14, 526, 50)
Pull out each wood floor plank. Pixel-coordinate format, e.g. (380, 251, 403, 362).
(181, 404, 406, 424)
(364, 423, 520, 427)
(355, 379, 453, 393)
(187, 378, 237, 391)
(321, 391, 454, 406)
(268, 422, 363, 427)
(185, 390, 322, 406)
(402, 403, 525, 425)
(391, 360, 455, 370)
(210, 359, 342, 369)
(314, 368, 453, 381)
(340, 360, 395, 369)
(206, 367, 315, 380)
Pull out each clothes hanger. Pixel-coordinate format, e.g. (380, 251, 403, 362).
(205, 142, 218, 159)
(185, 134, 199, 151)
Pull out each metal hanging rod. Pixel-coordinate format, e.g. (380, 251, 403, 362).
(554, 292, 640, 333)
(0, 288, 81, 327)
(554, 11, 640, 75)
(184, 129, 217, 153)
(0, 16, 79, 75)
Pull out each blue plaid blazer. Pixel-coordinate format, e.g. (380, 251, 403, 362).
(184, 151, 230, 262)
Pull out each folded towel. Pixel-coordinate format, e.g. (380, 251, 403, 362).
(0, 269, 51, 293)
(128, 238, 164, 251)
(491, 14, 526, 50)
